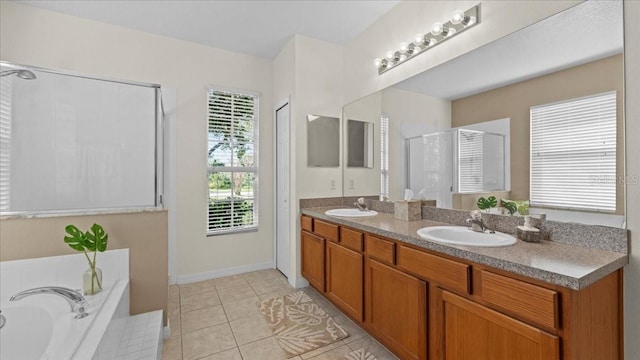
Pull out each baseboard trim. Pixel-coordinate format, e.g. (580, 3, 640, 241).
(176, 261, 274, 285)
(294, 277, 310, 288)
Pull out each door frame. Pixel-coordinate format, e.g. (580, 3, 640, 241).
(274, 98, 291, 277)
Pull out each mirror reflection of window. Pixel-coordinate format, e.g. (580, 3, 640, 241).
(347, 119, 374, 168)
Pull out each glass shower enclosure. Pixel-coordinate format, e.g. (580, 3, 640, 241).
(407, 129, 506, 208)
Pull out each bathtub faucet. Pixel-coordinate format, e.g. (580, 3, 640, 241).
(10, 286, 89, 319)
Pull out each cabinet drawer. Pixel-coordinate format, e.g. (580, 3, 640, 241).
(301, 215, 313, 232)
(397, 245, 470, 294)
(340, 227, 363, 252)
(314, 220, 339, 243)
(480, 271, 559, 329)
(365, 235, 395, 264)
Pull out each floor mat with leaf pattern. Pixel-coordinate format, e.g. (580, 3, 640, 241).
(260, 291, 349, 358)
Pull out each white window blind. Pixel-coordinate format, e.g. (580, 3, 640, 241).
(0, 77, 11, 211)
(380, 114, 389, 199)
(207, 89, 258, 234)
(458, 130, 484, 193)
(530, 91, 616, 211)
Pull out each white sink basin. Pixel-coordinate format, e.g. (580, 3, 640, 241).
(325, 208, 378, 217)
(417, 226, 517, 247)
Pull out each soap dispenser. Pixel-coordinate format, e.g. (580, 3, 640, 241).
(517, 215, 540, 242)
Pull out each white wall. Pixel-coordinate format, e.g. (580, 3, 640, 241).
(623, 2, 639, 358)
(0, 2, 274, 280)
(381, 87, 451, 200)
(343, 1, 581, 104)
(273, 35, 344, 287)
(343, 91, 382, 197)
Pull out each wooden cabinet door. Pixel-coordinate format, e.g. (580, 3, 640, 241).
(440, 290, 559, 360)
(365, 258, 427, 360)
(325, 242, 364, 322)
(302, 230, 325, 292)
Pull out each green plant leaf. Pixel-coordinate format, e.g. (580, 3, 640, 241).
(477, 197, 489, 210)
(64, 225, 86, 252)
(487, 196, 498, 208)
(502, 200, 517, 215)
(92, 223, 108, 252)
(84, 223, 108, 252)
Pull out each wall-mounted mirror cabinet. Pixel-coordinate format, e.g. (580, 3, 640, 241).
(307, 114, 339, 167)
(347, 119, 374, 168)
(340, 0, 625, 227)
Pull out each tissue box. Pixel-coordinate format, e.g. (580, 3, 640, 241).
(394, 200, 422, 221)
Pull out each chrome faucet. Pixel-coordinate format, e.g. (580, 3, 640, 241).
(354, 197, 369, 211)
(10, 287, 89, 319)
(466, 210, 495, 233)
(0, 310, 5, 329)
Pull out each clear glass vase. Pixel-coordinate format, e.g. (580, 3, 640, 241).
(83, 266, 102, 295)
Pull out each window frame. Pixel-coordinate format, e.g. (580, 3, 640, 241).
(206, 87, 259, 236)
(380, 113, 389, 199)
(529, 91, 617, 212)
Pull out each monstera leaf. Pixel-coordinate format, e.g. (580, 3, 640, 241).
(477, 196, 497, 211)
(502, 200, 518, 215)
(64, 225, 86, 251)
(84, 223, 108, 252)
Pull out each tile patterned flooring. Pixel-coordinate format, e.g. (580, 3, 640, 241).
(163, 269, 399, 360)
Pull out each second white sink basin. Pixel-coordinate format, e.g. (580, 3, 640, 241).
(417, 226, 517, 247)
(325, 208, 378, 217)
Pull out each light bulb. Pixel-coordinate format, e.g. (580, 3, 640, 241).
(431, 22, 443, 36)
(466, 16, 477, 26)
(386, 51, 394, 59)
(399, 42, 408, 53)
(399, 54, 407, 61)
(374, 58, 382, 67)
(451, 9, 465, 25)
(406, 43, 416, 55)
(415, 33, 424, 45)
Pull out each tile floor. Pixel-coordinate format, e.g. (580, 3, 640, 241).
(162, 269, 399, 360)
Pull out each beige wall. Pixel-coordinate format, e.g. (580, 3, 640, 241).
(623, 2, 639, 358)
(451, 55, 624, 214)
(0, 2, 275, 283)
(0, 211, 168, 321)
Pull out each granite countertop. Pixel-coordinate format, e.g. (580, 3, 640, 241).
(301, 207, 628, 290)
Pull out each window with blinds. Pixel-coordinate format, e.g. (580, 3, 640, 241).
(530, 91, 616, 212)
(207, 89, 258, 234)
(458, 129, 484, 193)
(0, 77, 11, 211)
(380, 114, 389, 199)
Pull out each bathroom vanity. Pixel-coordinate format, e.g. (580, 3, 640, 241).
(300, 209, 626, 360)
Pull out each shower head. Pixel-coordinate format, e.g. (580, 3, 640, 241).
(0, 69, 37, 80)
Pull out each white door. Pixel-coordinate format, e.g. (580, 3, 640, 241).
(276, 103, 290, 278)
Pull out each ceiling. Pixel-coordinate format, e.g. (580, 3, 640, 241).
(394, 0, 624, 100)
(15, 0, 400, 59)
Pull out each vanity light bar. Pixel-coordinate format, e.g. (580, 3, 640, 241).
(375, 4, 481, 75)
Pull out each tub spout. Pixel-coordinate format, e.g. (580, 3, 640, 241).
(10, 287, 89, 319)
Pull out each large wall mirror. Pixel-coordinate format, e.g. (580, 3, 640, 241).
(341, 0, 625, 228)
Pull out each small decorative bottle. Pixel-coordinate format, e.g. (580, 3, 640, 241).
(83, 267, 103, 295)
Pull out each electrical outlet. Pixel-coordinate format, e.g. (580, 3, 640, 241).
(349, 179, 355, 190)
(330, 180, 336, 190)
